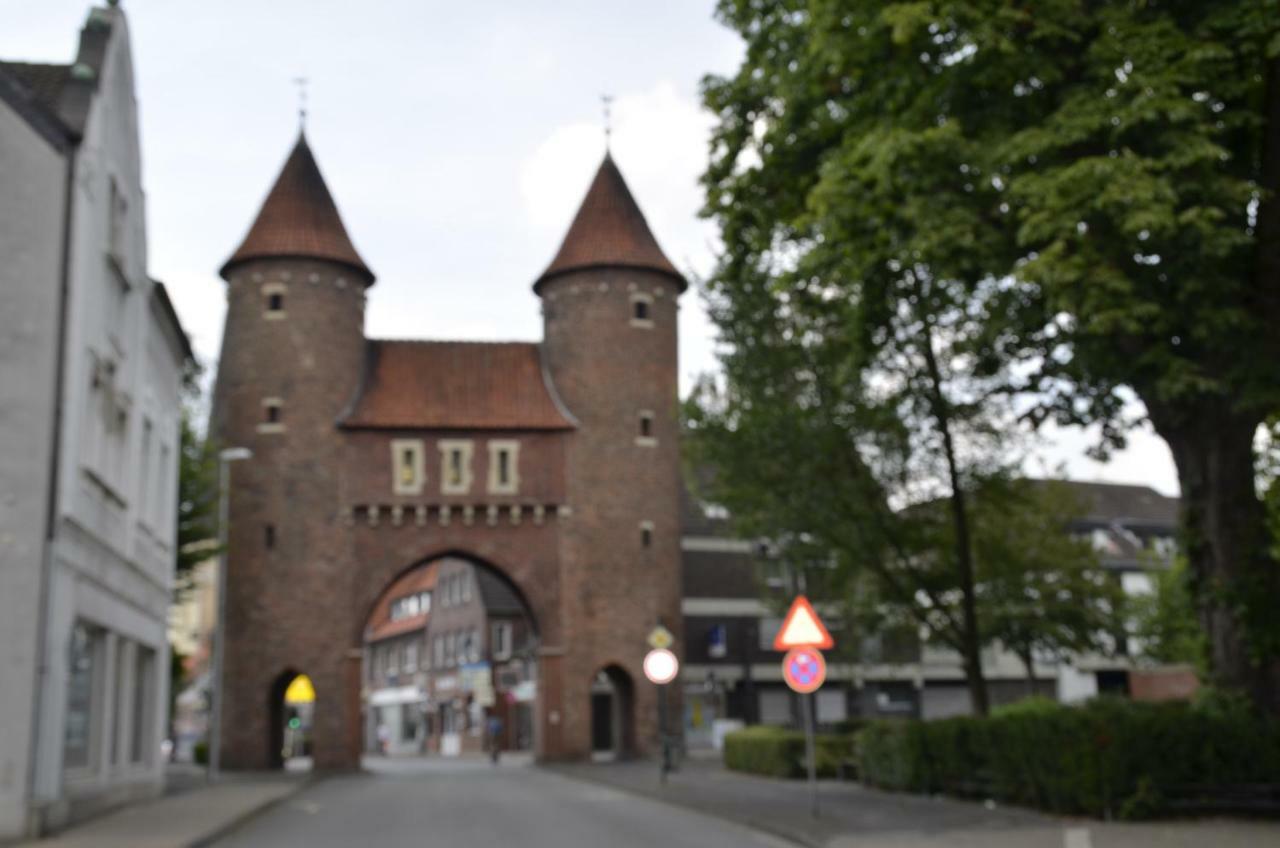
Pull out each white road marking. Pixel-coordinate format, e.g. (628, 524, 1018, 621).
(1064, 826, 1093, 848)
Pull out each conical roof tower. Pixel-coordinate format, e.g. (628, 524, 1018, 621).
(221, 132, 373, 283)
(533, 153, 683, 294)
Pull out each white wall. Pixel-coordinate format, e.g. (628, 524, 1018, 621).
(0, 87, 69, 842)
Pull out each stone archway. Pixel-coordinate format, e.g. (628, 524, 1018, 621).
(266, 669, 315, 770)
(590, 664, 635, 760)
(355, 552, 541, 761)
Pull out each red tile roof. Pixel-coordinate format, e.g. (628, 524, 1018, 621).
(341, 341, 576, 431)
(365, 563, 438, 642)
(221, 133, 374, 283)
(534, 154, 684, 294)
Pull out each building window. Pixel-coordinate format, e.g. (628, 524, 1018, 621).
(265, 524, 276, 549)
(460, 570, 471, 603)
(630, 293, 654, 328)
(487, 440, 519, 495)
(390, 590, 431, 621)
(258, 398, 284, 433)
(64, 623, 103, 770)
(108, 178, 128, 267)
(636, 411, 657, 447)
(404, 640, 417, 672)
(439, 440, 473, 494)
(433, 636, 444, 668)
(262, 283, 287, 320)
(640, 520, 654, 549)
(491, 622, 513, 661)
(391, 439, 425, 495)
(445, 632, 457, 667)
(131, 645, 155, 764)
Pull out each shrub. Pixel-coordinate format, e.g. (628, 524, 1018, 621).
(723, 725, 854, 779)
(856, 698, 1280, 819)
(193, 741, 209, 765)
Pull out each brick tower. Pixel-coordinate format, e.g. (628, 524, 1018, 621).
(210, 133, 372, 769)
(535, 153, 685, 757)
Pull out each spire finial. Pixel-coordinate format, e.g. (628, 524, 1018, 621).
(601, 93, 614, 151)
(293, 76, 309, 131)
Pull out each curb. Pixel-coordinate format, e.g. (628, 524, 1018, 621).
(543, 763, 819, 848)
(186, 776, 322, 848)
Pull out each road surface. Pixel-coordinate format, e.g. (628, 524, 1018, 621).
(210, 755, 791, 848)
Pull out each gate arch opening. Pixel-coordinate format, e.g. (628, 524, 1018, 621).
(359, 553, 539, 760)
(590, 664, 635, 761)
(268, 670, 315, 771)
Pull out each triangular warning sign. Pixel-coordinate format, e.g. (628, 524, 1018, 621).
(774, 595, 834, 651)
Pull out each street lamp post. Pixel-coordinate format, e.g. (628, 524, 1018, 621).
(208, 446, 251, 782)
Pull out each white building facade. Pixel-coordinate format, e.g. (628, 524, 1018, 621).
(0, 5, 190, 838)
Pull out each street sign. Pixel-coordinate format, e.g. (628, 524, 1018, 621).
(643, 648, 680, 684)
(773, 595, 834, 651)
(782, 647, 827, 694)
(647, 625, 675, 650)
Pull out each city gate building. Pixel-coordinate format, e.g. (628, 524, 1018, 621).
(211, 132, 684, 767)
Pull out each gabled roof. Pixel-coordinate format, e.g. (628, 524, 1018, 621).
(533, 153, 684, 294)
(1030, 480, 1179, 528)
(340, 340, 576, 431)
(365, 562, 438, 643)
(221, 133, 374, 283)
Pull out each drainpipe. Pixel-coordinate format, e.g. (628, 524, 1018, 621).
(25, 142, 77, 835)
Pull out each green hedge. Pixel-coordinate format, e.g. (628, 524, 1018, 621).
(723, 725, 855, 778)
(856, 698, 1280, 819)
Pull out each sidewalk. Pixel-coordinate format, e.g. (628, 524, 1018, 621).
(18, 772, 309, 848)
(550, 754, 1280, 848)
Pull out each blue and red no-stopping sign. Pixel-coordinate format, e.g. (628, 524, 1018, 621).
(782, 646, 827, 694)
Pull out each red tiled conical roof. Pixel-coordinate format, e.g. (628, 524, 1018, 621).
(534, 153, 684, 294)
(220, 133, 373, 283)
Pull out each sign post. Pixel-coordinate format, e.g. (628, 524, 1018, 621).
(775, 596, 834, 819)
(644, 629, 679, 784)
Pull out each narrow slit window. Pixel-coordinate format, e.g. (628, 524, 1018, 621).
(267, 292, 284, 312)
(634, 300, 649, 321)
(265, 404, 280, 424)
(640, 414, 652, 438)
(449, 450, 463, 486)
(641, 522, 653, 549)
(498, 450, 510, 486)
(265, 524, 276, 549)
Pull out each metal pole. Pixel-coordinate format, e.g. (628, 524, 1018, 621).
(658, 682, 669, 784)
(803, 691, 818, 818)
(208, 456, 229, 782)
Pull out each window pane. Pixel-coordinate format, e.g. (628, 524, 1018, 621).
(64, 623, 101, 769)
(132, 646, 155, 763)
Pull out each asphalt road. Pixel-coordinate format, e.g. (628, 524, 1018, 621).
(209, 756, 793, 848)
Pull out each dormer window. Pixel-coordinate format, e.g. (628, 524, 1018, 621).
(487, 440, 519, 495)
(439, 440, 473, 495)
(391, 439, 425, 495)
(630, 293, 654, 328)
(258, 398, 284, 433)
(262, 283, 287, 320)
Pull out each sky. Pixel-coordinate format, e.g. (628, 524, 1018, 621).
(1, 0, 1179, 496)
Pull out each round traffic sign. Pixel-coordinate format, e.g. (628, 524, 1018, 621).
(643, 648, 680, 684)
(782, 647, 826, 694)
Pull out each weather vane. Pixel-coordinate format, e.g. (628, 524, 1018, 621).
(602, 93, 614, 150)
(293, 76, 309, 130)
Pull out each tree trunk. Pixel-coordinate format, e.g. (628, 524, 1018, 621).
(1155, 407, 1280, 712)
(918, 307, 990, 716)
(1019, 649, 1037, 692)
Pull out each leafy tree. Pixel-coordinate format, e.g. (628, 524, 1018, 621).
(700, 0, 1280, 709)
(175, 363, 219, 599)
(1130, 556, 1207, 668)
(972, 478, 1125, 683)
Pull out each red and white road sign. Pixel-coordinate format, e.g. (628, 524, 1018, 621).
(782, 647, 827, 694)
(773, 595, 834, 651)
(643, 648, 680, 685)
